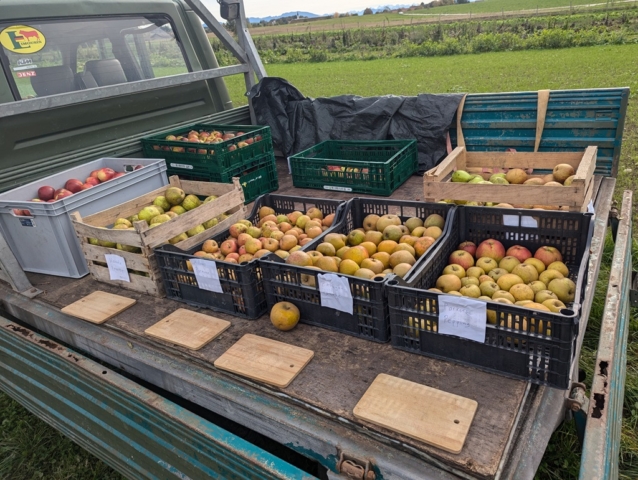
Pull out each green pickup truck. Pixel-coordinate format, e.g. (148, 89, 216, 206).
(0, 1, 633, 479)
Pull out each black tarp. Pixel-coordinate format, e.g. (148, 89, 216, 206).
(248, 77, 464, 173)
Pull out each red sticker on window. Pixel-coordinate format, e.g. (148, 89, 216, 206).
(17, 70, 36, 78)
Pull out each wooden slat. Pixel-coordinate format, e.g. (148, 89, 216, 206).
(425, 146, 465, 181)
(534, 90, 550, 153)
(83, 185, 171, 226)
(573, 146, 598, 182)
(89, 264, 163, 297)
(72, 222, 145, 248)
(173, 206, 246, 251)
(178, 177, 241, 198)
(80, 243, 151, 272)
(463, 152, 583, 170)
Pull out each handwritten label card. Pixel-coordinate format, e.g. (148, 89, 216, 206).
(104, 254, 130, 283)
(438, 295, 487, 343)
(318, 273, 353, 315)
(191, 259, 223, 294)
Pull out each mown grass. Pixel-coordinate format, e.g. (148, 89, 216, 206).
(427, 0, 631, 15)
(1, 43, 636, 479)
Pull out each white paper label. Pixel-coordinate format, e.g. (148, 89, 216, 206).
(324, 185, 353, 192)
(190, 258, 223, 294)
(438, 295, 487, 343)
(318, 273, 353, 315)
(170, 163, 194, 170)
(104, 254, 130, 283)
(503, 214, 538, 229)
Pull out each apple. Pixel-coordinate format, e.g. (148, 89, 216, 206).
(31, 198, 43, 202)
(54, 189, 73, 200)
(476, 239, 506, 262)
(449, 250, 475, 270)
(81, 183, 93, 190)
(133, 165, 144, 171)
(534, 246, 563, 267)
(85, 177, 100, 186)
(457, 241, 477, 257)
(89, 170, 100, 179)
(506, 245, 532, 262)
(97, 168, 115, 182)
(112, 172, 126, 179)
(37, 185, 55, 201)
(548, 278, 576, 303)
(64, 179, 84, 193)
(227, 144, 237, 152)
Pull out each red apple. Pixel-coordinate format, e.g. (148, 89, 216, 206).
(254, 135, 262, 142)
(37, 185, 55, 201)
(534, 246, 563, 267)
(47, 199, 57, 203)
(65, 179, 84, 193)
(457, 241, 477, 257)
(476, 239, 506, 262)
(54, 189, 73, 200)
(133, 165, 144, 171)
(13, 209, 24, 216)
(97, 168, 115, 182)
(222, 133, 235, 141)
(112, 172, 126, 179)
(227, 144, 237, 152)
(81, 183, 93, 190)
(448, 250, 475, 270)
(245, 138, 254, 145)
(89, 170, 100, 179)
(506, 245, 532, 262)
(85, 177, 100, 186)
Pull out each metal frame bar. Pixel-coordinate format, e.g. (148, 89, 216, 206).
(0, 229, 41, 297)
(579, 190, 633, 479)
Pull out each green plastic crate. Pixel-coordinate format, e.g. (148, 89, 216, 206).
(289, 140, 417, 196)
(141, 123, 273, 176)
(167, 153, 278, 204)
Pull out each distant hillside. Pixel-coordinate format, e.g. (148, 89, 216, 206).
(248, 11, 320, 23)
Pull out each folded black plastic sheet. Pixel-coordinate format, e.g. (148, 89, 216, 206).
(248, 77, 464, 173)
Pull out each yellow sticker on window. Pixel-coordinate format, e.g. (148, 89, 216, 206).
(0, 25, 46, 54)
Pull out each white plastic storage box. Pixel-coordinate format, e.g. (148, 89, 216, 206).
(0, 158, 168, 278)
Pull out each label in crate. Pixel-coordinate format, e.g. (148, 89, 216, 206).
(318, 273, 353, 315)
(190, 259, 223, 294)
(169, 163, 194, 170)
(19, 218, 35, 227)
(323, 185, 352, 192)
(503, 214, 538, 229)
(104, 254, 130, 283)
(438, 296, 486, 343)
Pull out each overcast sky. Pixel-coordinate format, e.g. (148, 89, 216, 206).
(200, 1, 417, 19)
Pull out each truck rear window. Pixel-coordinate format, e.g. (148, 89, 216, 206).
(0, 15, 190, 100)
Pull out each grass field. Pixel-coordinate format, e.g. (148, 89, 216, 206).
(1, 43, 637, 479)
(425, 0, 633, 14)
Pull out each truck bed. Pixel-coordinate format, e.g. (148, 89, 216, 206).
(0, 159, 615, 479)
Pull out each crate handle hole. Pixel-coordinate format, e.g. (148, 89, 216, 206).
(560, 308, 575, 316)
(387, 280, 399, 286)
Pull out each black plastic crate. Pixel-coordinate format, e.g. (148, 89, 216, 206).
(154, 194, 348, 319)
(386, 206, 594, 388)
(260, 198, 457, 342)
(142, 123, 273, 176)
(167, 153, 278, 204)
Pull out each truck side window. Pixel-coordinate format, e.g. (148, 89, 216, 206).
(0, 16, 190, 100)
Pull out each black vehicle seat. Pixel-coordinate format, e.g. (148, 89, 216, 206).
(30, 66, 76, 96)
(76, 71, 98, 90)
(84, 59, 127, 86)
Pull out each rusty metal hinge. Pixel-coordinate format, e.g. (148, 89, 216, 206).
(566, 382, 588, 412)
(337, 450, 376, 480)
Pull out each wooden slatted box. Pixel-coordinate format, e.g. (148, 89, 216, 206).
(423, 146, 597, 212)
(70, 176, 246, 296)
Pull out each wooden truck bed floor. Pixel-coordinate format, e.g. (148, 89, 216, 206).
(2, 159, 615, 479)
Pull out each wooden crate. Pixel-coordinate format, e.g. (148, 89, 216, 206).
(71, 176, 246, 296)
(423, 146, 597, 211)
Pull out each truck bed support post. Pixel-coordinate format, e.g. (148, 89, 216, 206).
(0, 230, 41, 298)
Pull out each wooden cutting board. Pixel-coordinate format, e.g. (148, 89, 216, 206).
(353, 373, 478, 454)
(214, 334, 314, 388)
(144, 308, 230, 350)
(61, 291, 136, 324)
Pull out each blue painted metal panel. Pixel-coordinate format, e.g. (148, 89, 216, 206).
(0, 317, 314, 480)
(579, 190, 633, 479)
(450, 88, 629, 177)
